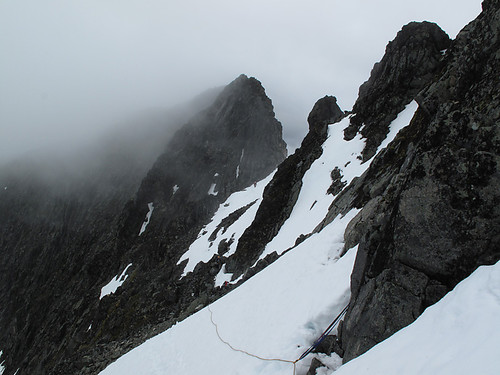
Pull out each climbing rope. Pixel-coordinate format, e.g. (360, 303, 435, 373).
(296, 303, 349, 361)
(207, 304, 298, 374)
(207, 303, 349, 375)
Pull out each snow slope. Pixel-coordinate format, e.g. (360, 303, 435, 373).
(260, 116, 365, 260)
(100, 258, 500, 375)
(325, 261, 500, 375)
(100, 220, 358, 375)
(260, 100, 418, 260)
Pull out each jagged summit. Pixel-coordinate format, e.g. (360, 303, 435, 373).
(214, 74, 271, 109)
(121, 74, 287, 242)
(344, 21, 451, 161)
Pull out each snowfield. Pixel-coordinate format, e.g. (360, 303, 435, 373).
(330, 261, 500, 375)
(100, 256, 500, 375)
(100, 220, 358, 375)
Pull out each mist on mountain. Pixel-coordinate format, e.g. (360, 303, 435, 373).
(0, 1, 481, 163)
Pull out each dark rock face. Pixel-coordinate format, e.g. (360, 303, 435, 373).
(344, 21, 451, 161)
(0, 75, 286, 375)
(119, 74, 286, 245)
(0, 119, 180, 375)
(226, 96, 343, 277)
(66, 75, 286, 375)
(334, 1, 500, 362)
(314, 335, 344, 357)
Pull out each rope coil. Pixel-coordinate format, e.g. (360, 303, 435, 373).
(207, 303, 349, 375)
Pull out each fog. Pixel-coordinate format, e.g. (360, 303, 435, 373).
(0, 0, 482, 163)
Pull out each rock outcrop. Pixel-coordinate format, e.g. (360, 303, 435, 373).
(332, 1, 500, 362)
(226, 96, 343, 277)
(344, 21, 451, 161)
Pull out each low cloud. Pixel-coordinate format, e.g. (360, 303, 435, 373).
(0, 0, 482, 162)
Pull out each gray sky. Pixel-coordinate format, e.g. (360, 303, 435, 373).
(0, 0, 482, 162)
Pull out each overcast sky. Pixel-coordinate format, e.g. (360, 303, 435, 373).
(0, 0, 482, 162)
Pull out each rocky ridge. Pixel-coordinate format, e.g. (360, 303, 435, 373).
(316, 0, 500, 363)
(343, 21, 451, 161)
(62, 75, 287, 375)
(0, 2, 499, 374)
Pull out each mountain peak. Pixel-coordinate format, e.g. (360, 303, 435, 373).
(344, 21, 451, 161)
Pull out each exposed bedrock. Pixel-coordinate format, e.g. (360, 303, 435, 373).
(226, 96, 344, 277)
(336, 1, 500, 362)
(344, 21, 451, 162)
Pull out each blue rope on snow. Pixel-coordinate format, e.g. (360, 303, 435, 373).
(297, 303, 349, 361)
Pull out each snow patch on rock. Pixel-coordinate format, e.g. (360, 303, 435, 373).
(0, 350, 5, 375)
(207, 183, 218, 196)
(100, 263, 133, 300)
(139, 202, 154, 236)
(178, 173, 274, 276)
